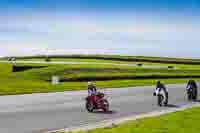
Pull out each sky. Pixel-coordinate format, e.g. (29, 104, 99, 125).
(0, 0, 200, 58)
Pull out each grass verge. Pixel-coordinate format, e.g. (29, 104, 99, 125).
(60, 107, 200, 133)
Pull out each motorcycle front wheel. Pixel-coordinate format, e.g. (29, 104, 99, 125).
(102, 99, 109, 112)
(86, 102, 94, 112)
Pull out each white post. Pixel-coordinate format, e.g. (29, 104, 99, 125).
(52, 76, 59, 85)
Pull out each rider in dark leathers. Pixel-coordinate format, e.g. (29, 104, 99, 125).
(186, 80, 198, 100)
(154, 81, 168, 105)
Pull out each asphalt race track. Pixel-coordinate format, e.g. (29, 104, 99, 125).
(0, 84, 198, 133)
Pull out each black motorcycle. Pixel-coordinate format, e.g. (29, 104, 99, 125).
(154, 88, 168, 106)
(187, 87, 197, 101)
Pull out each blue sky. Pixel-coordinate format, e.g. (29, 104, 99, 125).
(1, 0, 199, 11)
(0, 0, 200, 58)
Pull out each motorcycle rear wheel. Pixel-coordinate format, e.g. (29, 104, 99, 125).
(158, 95, 164, 106)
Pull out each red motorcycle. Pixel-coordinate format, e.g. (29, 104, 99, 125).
(85, 92, 109, 112)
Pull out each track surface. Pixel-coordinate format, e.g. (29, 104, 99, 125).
(0, 84, 198, 133)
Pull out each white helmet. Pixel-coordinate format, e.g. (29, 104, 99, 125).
(88, 81, 93, 86)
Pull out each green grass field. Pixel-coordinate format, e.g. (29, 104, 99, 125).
(0, 57, 200, 95)
(2, 54, 200, 64)
(60, 107, 200, 133)
(3, 54, 200, 62)
(0, 55, 200, 95)
(10, 58, 200, 69)
(3, 55, 200, 69)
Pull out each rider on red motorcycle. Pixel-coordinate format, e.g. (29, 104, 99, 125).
(86, 81, 109, 112)
(88, 81, 97, 96)
(87, 81, 98, 105)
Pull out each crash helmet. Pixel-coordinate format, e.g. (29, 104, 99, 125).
(156, 80, 161, 84)
(88, 81, 93, 86)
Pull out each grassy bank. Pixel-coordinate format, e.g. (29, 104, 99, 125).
(10, 58, 200, 69)
(7, 63, 200, 82)
(0, 61, 200, 95)
(3, 54, 200, 64)
(60, 107, 200, 133)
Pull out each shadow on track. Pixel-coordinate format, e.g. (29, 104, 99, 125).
(165, 104, 180, 108)
(92, 110, 117, 114)
(193, 98, 200, 102)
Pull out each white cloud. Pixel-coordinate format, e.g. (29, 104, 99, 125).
(0, 13, 200, 58)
